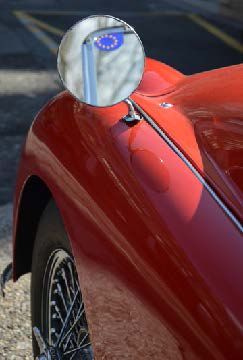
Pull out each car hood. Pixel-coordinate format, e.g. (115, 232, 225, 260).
(133, 63, 243, 221)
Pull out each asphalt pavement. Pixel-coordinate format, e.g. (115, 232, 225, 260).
(0, 0, 242, 358)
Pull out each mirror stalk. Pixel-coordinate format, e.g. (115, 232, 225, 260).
(123, 98, 142, 123)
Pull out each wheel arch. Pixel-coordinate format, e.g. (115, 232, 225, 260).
(13, 175, 52, 280)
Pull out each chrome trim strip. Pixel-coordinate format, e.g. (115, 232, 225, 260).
(131, 99, 243, 233)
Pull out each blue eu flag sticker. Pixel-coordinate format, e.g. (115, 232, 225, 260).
(94, 32, 123, 51)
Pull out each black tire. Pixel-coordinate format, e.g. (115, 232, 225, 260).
(31, 200, 92, 359)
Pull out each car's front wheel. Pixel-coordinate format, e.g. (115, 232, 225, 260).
(31, 200, 93, 359)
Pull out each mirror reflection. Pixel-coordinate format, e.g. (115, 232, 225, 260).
(57, 15, 145, 107)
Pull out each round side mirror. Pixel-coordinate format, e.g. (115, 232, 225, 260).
(57, 15, 145, 107)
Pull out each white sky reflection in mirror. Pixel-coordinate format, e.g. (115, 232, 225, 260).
(57, 15, 145, 107)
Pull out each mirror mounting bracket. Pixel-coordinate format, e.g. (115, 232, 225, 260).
(122, 98, 142, 124)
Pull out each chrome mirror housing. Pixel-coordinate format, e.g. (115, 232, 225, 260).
(57, 15, 145, 107)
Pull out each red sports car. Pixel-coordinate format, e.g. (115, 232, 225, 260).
(2, 15, 243, 359)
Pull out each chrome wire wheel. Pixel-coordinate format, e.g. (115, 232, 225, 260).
(38, 249, 93, 360)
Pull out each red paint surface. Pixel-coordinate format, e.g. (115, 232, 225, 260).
(13, 60, 243, 359)
(134, 63, 243, 220)
(137, 57, 185, 96)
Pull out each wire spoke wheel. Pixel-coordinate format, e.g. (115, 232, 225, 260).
(37, 249, 93, 360)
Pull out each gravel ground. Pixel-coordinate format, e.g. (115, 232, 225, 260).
(0, 203, 32, 359)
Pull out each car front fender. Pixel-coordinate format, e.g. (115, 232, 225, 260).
(13, 90, 243, 359)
